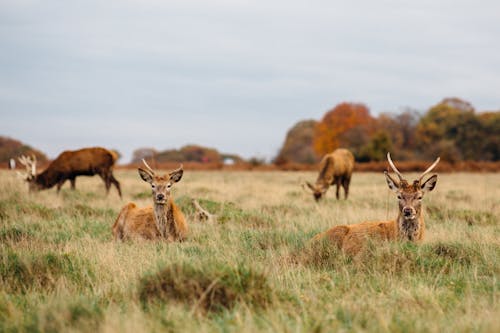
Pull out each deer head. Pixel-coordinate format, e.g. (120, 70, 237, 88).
(138, 159, 183, 205)
(303, 182, 327, 201)
(17, 155, 40, 191)
(384, 153, 439, 221)
(17, 155, 37, 180)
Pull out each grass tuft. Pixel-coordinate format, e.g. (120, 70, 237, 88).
(139, 261, 274, 313)
(177, 196, 273, 227)
(0, 250, 95, 293)
(427, 204, 496, 225)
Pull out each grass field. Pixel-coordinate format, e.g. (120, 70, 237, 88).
(0, 169, 499, 332)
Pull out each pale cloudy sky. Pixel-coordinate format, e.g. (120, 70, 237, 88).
(1, 0, 499, 163)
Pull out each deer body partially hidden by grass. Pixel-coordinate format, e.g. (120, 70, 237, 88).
(112, 160, 188, 241)
(313, 153, 439, 255)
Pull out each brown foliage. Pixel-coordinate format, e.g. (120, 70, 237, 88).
(313, 103, 375, 156)
(275, 120, 318, 165)
(0, 136, 47, 164)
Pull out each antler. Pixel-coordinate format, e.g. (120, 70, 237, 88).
(30, 154, 36, 175)
(18, 155, 36, 176)
(192, 199, 215, 223)
(418, 157, 440, 183)
(386, 152, 404, 182)
(141, 158, 155, 174)
(169, 164, 183, 175)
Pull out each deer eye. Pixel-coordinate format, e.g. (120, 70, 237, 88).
(151, 184, 156, 189)
(397, 195, 403, 200)
(417, 196, 423, 200)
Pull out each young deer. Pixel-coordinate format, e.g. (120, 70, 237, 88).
(112, 160, 188, 241)
(313, 153, 440, 255)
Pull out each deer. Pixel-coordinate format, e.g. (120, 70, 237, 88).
(303, 148, 355, 201)
(112, 160, 188, 241)
(17, 147, 121, 197)
(312, 152, 440, 255)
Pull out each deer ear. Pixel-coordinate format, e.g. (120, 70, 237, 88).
(138, 168, 153, 184)
(169, 168, 183, 183)
(384, 171, 400, 192)
(421, 174, 437, 193)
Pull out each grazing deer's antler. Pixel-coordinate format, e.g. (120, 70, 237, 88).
(418, 157, 440, 183)
(387, 152, 404, 182)
(18, 155, 36, 178)
(141, 158, 155, 174)
(30, 155, 36, 176)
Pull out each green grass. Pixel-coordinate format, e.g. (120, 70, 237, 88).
(0, 170, 498, 332)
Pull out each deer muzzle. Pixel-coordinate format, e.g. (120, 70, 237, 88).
(402, 206, 416, 219)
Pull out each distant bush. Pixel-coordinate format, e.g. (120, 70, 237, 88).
(0, 136, 47, 164)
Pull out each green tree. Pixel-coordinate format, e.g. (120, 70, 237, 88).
(416, 98, 483, 161)
(358, 131, 393, 162)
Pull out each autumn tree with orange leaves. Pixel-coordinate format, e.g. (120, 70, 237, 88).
(313, 103, 375, 156)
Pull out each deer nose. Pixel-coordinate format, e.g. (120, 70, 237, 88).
(403, 207, 413, 217)
(156, 194, 165, 201)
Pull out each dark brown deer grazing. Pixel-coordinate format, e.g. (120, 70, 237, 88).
(312, 153, 440, 256)
(17, 147, 121, 197)
(303, 148, 354, 201)
(19, 147, 122, 197)
(112, 160, 188, 241)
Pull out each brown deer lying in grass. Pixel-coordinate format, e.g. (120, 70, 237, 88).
(112, 160, 188, 241)
(312, 153, 440, 255)
(303, 148, 355, 201)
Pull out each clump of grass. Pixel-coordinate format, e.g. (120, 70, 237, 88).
(0, 250, 95, 293)
(139, 262, 274, 314)
(240, 229, 305, 253)
(295, 237, 351, 269)
(427, 205, 495, 225)
(0, 225, 33, 242)
(61, 189, 101, 201)
(63, 203, 115, 219)
(0, 295, 104, 333)
(0, 193, 57, 221)
(177, 196, 273, 227)
(353, 241, 488, 276)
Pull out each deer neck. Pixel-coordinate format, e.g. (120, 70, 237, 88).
(396, 211, 424, 241)
(153, 199, 175, 239)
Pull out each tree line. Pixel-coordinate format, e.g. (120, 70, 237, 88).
(275, 97, 499, 164)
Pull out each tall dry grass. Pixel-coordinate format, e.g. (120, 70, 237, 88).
(0, 169, 498, 332)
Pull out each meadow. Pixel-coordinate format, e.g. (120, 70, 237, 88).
(0, 169, 498, 332)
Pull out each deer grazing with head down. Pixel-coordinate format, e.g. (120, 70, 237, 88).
(303, 148, 355, 201)
(312, 153, 439, 255)
(112, 160, 188, 241)
(17, 147, 121, 197)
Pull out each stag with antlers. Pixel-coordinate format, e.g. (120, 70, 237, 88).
(312, 152, 440, 255)
(17, 147, 121, 197)
(112, 160, 188, 241)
